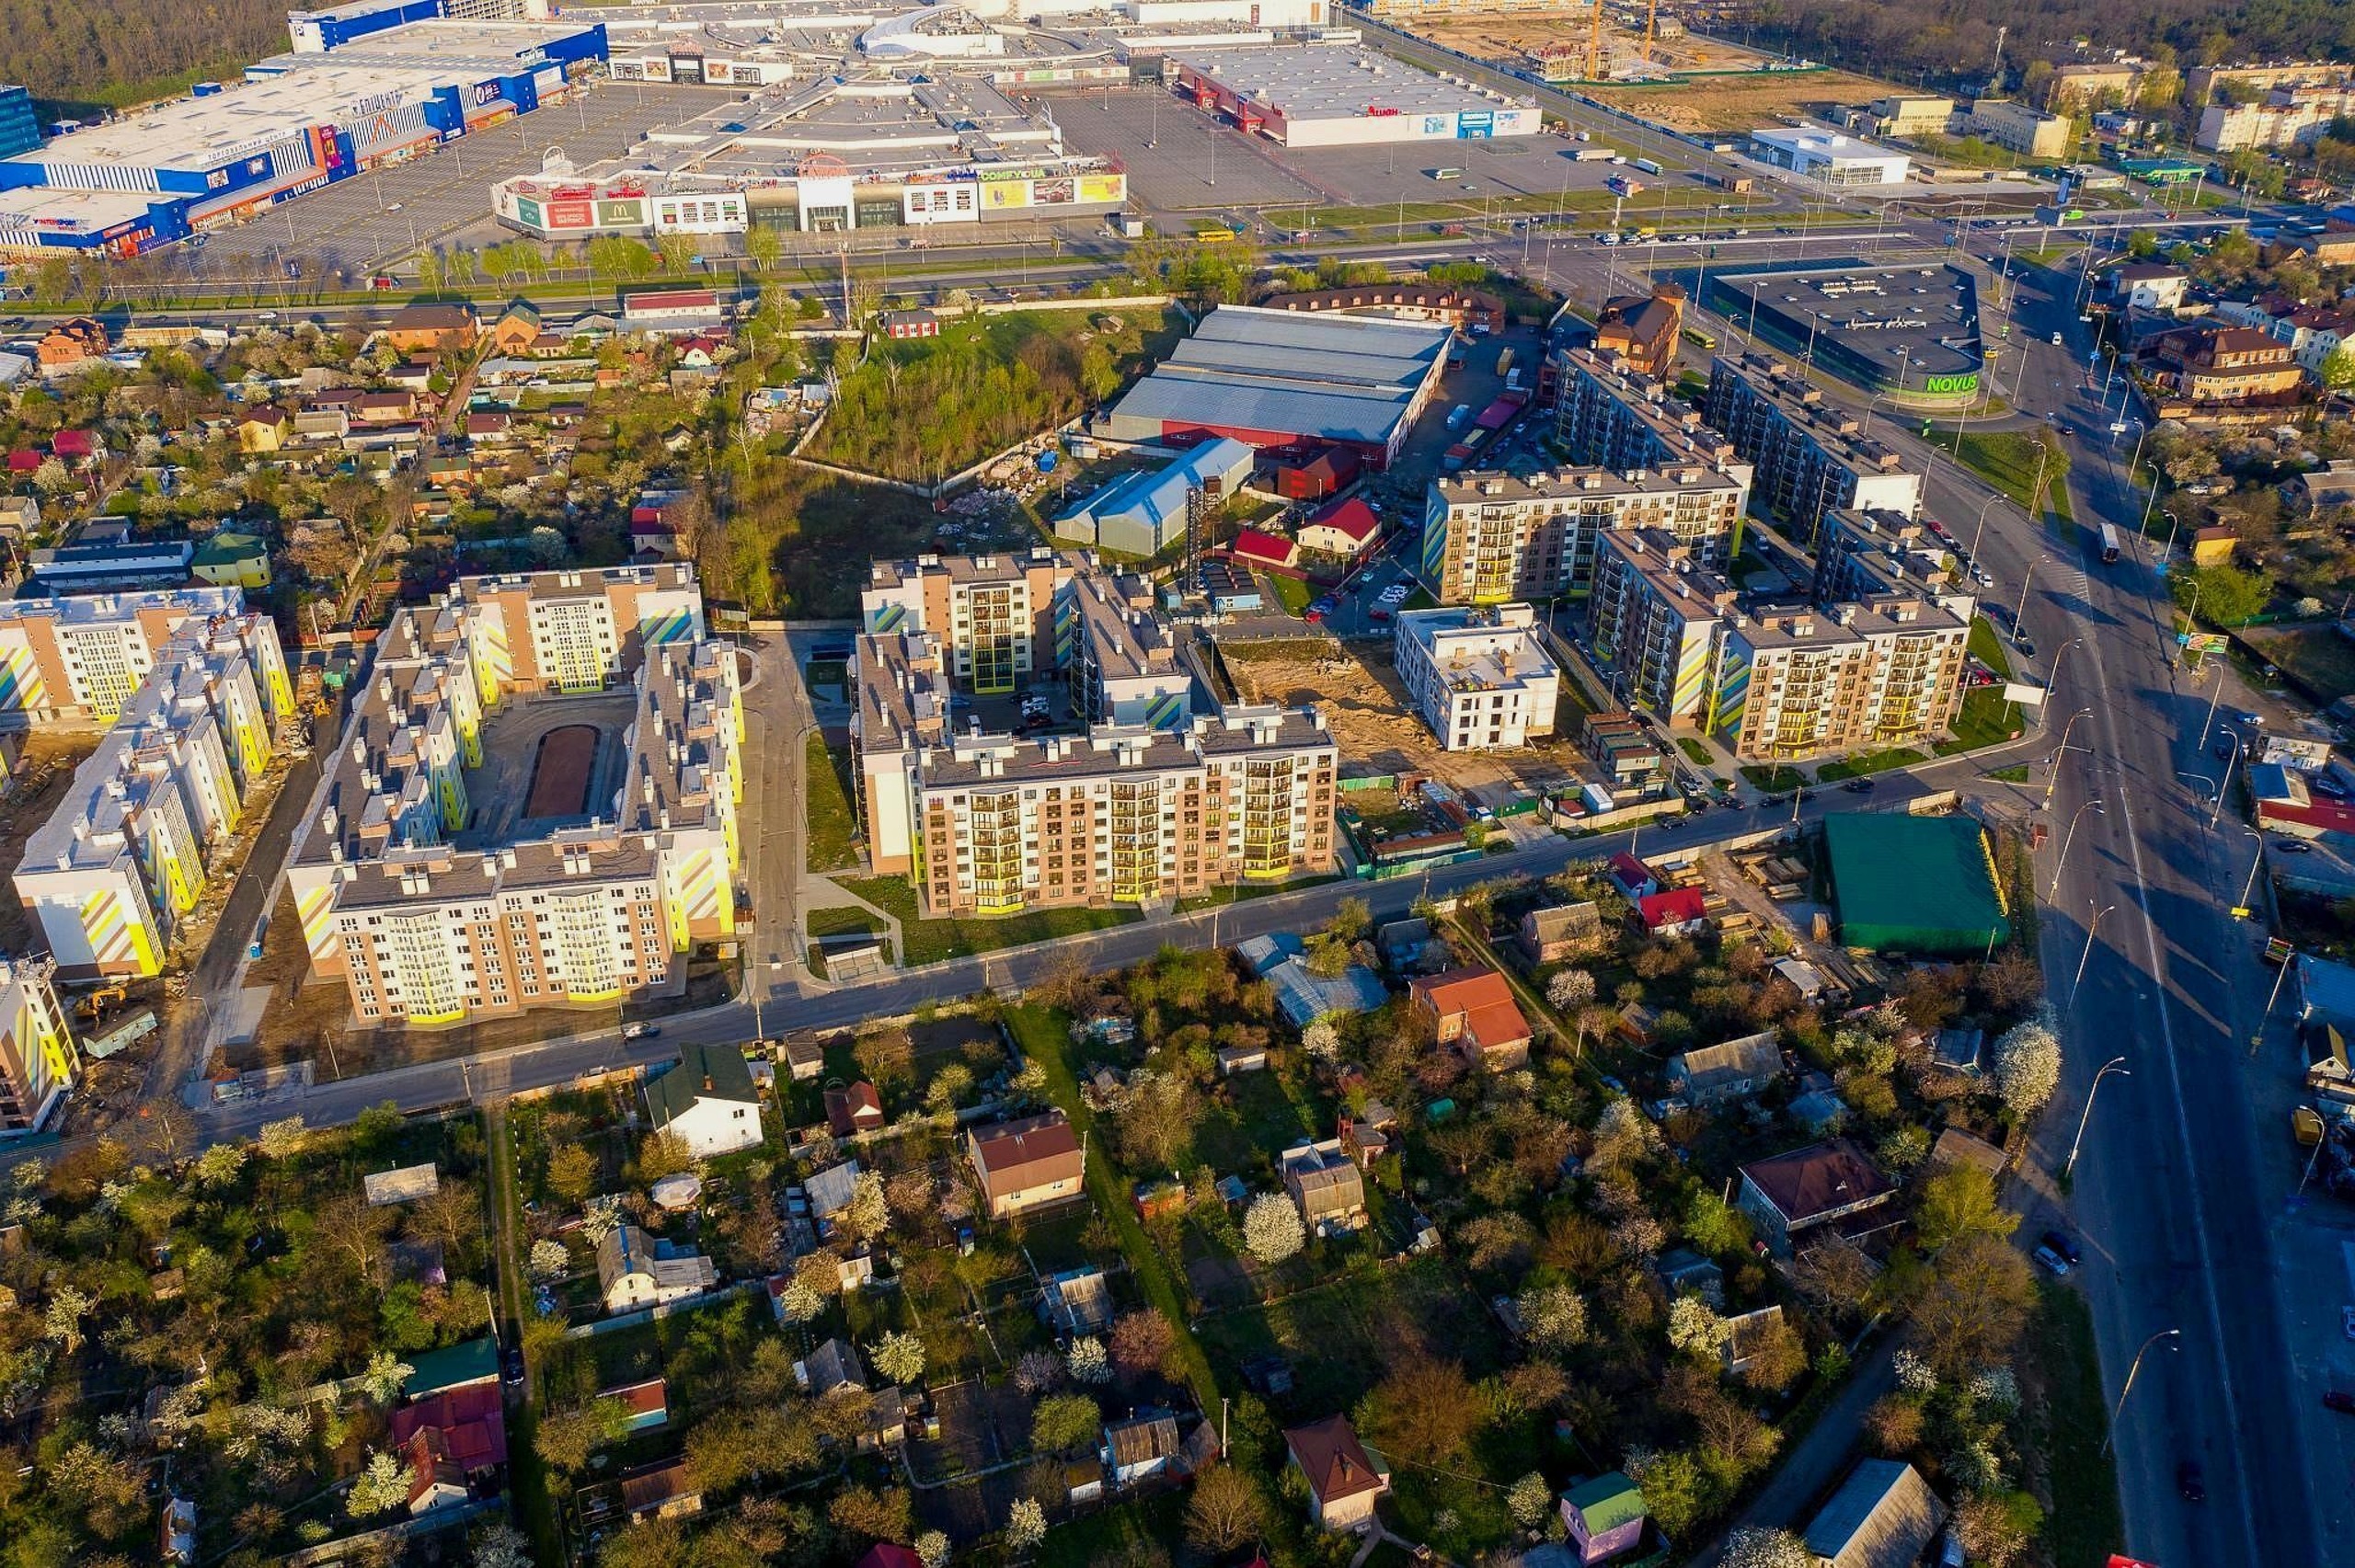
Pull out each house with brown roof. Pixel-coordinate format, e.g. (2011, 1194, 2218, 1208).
(486, 301, 542, 356)
(1736, 1139, 1900, 1256)
(966, 1110, 1086, 1218)
(1592, 284, 1686, 381)
(236, 406, 293, 454)
(618, 1459, 703, 1520)
(380, 302, 480, 356)
(1103, 1410, 1184, 1487)
(35, 316, 107, 370)
(1410, 966, 1534, 1070)
(1280, 1139, 1366, 1235)
(1284, 1413, 1390, 1529)
(1927, 1126, 2007, 1178)
(2151, 325, 2306, 405)
(387, 1383, 506, 1516)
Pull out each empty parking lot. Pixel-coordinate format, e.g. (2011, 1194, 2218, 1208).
(193, 80, 738, 279)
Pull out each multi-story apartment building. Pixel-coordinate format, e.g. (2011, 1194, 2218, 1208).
(1422, 463, 1747, 605)
(862, 549, 1072, 695)
(1392, 603, 1561, 751)
(1551, 346, 1754, 515)
(1702, 354, 1924, 543)
(283, 567, 742, 1025)
(1814, 509, 1971, 616)
(0, 958, 75, 1134)
(0, 586, 247, 724)
(852, 555, 1330, 915)
(1855, 94, 1957, 138)
(1590, 526, 1971, 761)
(15, 606, 293, 978)
(2046, 63, 2146, 111)
(1711, 592, 1970, 761)
(2196, 79, 2355, 150)
(1062, 567, 1195, 730)
(1589, 531, 1738, 724)
(1963, 99, 2072, 157)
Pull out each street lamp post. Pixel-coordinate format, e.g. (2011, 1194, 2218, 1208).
(1968, 493, 2005, 567)
(2044, 707, 2093, 809)
(2063, 1054, 2131, 1180)
(2048, 797, 2105, 900)
(2234, 829, 2267, 918)
(2101, 1328, 2182, 1455)
(2210, 727, 2245, 830)
(2071, 900, 2116, 1010)
(2045, 635, 2085, 705)
(2159, 508, 2184, 566)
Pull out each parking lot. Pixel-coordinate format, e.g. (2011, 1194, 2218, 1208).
(1049, 83, 1701, 223)
(191, 80, 736, 279)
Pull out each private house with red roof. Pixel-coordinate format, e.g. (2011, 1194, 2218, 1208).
(1736, 1138, 1899, 1256)
(967, 1110, 1086, 1218)
(1409, 966, 1534, 1070)
(1284, 1413, 1390, 1529)
(600, 1378, 670, 1433)
(1297, 496, 1382, 559)
(825, 1080, 886, 1138)
(1269, 444, 1360, 500)
(6, 449, 41, 476)
(388, 1383, 507, 1516)
(49, 429, 100, 466)
(1637, 887, 1709, 937)
(1607, 852, 1658, 899)
(856, 1546, 925, 1568)
(1229, 527, 1298, 571)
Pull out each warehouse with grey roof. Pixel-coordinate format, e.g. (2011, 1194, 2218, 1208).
(1097, 304, 1453, 468)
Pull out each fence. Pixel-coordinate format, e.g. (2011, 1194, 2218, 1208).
(564, 1278, 767, 1341)
(276, 1499, 499, 1566)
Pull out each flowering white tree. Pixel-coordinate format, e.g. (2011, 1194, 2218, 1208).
(1892, 1347, 1939, 1396)
(347, 1449, 413, 1517)
(258, 1116, 307, 1159)
(1666, 1295, 1732, 1357)
(1004, 1496, 1048, 1551)
(360, 1349, 413, 1404)
(1516, 1283, 1589, 1354)
(1993, 1010, 2062, 1117)
(1720, 1527, 1812, 1568)
(1301, 1020, 1341, 1062)
(529, 1239, 569, 1282)
(1066, 1335, 1112, 1384)
(42, 1287, 91, 1355)
(873, 1331, 927, 1386)
(915, 1530, 952, 1568)
(1242, 1192, 1305, 1265)
(1013, 1350, 1063, 1395)
(472, 1522, 532, 1568)
(1589, 1098, 1662, 1170)
(774, 1276, 826, 1326)
(1507, 1471, 1555, 1528)
(1547, 968, 1598, 1012)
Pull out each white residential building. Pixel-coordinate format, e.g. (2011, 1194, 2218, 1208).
(1393, 603, 1561, 751)
(1747, 127, 1911, 188)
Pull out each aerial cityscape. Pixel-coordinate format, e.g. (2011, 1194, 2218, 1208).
(0, 0, 2350, 1565)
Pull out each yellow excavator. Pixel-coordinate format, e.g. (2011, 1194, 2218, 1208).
(74, 981, 127, 1021)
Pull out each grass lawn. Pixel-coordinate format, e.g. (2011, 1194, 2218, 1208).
(1269, 573, 1314, 616)
(2030, 1285, 2124, 1568)
(804, 733, 860, 874)
(1989, 763, 2031, 783)
(1678, 736, 1716, 767)
(1935, 686, 2027, 755)
(1741, 764, 1808, 793)
(1176, 872, 1343, 911)
(2242, 622, 2355, 704)
(833, 875, 1139, 966)
(1970, 614, 2015, 680)
(804, 905, 890, 978)
(1816, 747, 1927, 781)
(1951, 429, 2071, 516)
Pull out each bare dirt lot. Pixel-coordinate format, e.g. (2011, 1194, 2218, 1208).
(1583, 68, 1900, 133)
(0, 731, 101, 954)
(1218, 635, 1586, 799)
(1412, 11, 1782, 75)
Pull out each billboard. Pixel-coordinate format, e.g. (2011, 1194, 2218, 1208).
(547, 199, 594, 229)
(1078, 173, 1124, 203)
(597, 197, 646, 227)
(983, 181, 1029, 211)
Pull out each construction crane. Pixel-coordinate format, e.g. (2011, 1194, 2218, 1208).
(1645, 0, 1658, 62)
(1588, 0, 1604, 80)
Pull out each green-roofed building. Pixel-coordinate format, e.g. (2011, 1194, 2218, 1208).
(1561, 1471, 1648, 1562)
(402, 1336, 498, 1400)
(1822, 812, 2009, 954)
(646, 1040, 766, 1159)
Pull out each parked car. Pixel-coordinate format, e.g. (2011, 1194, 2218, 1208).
(2041, 1230, 2084, 1266)
(2177, 1461, 2205, 1504)
(501, 1345, 525, 1388)
(2341, 1304, 2355, 1340)
(1841, 778, 1876, 794)
(2276, 840, 2315, 855)
(622, 1022, 659, 1040)
(2031, 1243, 2071, 1276)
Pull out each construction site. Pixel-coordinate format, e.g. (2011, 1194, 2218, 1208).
(1215, 632, 1585, 804)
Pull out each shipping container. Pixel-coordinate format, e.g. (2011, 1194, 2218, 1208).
(1494, 346, 1515, 375)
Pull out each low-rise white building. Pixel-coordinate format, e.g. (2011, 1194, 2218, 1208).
(1747, 127, 1911, 189)
(1393, 603, 1561, 751)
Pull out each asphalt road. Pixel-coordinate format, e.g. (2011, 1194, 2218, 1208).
(1859, 246, 2327, 1567)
